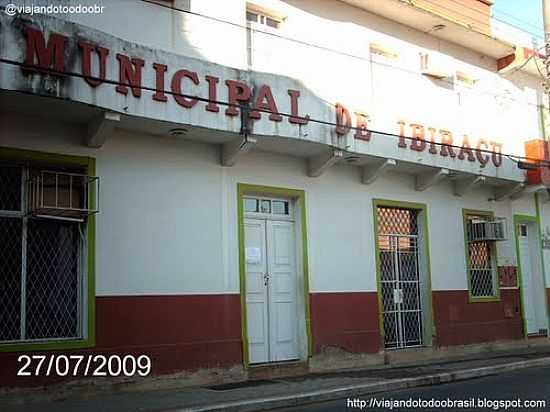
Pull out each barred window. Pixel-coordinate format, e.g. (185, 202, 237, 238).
(0, 164, 85, 343)
(465, 214, 497, 298)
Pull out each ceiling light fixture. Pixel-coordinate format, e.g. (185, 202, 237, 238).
(169, 128, 188, 136)
(345, 156, 361, 163)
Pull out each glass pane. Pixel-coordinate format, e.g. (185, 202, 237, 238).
(520, 224, 528, 237)
(246, 11, 258, 22)
(272, 200, 288, 215)
(0, 165, 22, 211)
(260, 200, 271, 213)
(266, 17, 279, 28)
(377, 207, 418, 235)
(0, 217, 22, 341)
(244, 198, 258, 213)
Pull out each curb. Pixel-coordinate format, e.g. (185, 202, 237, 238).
(173, 357, 550, 412)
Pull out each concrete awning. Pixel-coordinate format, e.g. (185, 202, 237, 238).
(341, 0, 515, 59)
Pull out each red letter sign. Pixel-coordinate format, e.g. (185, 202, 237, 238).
(250, 85, 282, 121)
(79, 41, 109, 87)
(171, 69, 199, 108)
(116, 54, 145, 98)
(225, 80, 252, 116)
(24, 27, 67, 74)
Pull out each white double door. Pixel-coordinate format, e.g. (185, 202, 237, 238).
(245, 218, 299, 364)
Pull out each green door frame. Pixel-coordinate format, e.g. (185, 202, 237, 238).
(237, 183, 312, 367)
(514, 210, 550, 337)
(0, 146, 96, 352)
(372, 199, 436, 347)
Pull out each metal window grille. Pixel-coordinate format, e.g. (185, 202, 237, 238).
(466, 216, 496, 297)
(0, 164, 85, 343)
(378, 207, 423, 349)
(0, 217, 22, 341)
(25, 219, 82, 339)
(28, 170, 99, 222)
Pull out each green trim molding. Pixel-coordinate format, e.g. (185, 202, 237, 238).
(372, 199, 436, 346)
(237, 183, 312, 367)
(0, 147, 96, 352)
(462, 209, 501, 303)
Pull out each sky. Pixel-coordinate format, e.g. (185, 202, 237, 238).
(492, 0, 544, 42)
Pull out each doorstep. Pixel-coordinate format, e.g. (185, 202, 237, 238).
(248, 360, 309, 381)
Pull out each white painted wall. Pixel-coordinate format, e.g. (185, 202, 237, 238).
(2, 114, 532, 296)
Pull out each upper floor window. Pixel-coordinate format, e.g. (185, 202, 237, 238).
(246, 11, 280, 28)
(246, 4, 283, 29)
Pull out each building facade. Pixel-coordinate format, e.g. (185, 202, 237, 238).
(1, 0, 550, 388)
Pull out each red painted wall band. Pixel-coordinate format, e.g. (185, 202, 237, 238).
(0, 294, 243, 388)
(310, 292, 382, 354)
(433, 290, 523, 346)
(0, 290, 530, 388)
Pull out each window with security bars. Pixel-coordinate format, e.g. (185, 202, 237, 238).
(0, 164, 85, 343)
(465, 214, 497, 298)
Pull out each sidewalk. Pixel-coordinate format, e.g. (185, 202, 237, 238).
(3, 350, 550, 412)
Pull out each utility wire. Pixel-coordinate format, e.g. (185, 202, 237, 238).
(1, 56, 549, 168)
(492, 7, 544, 33)
(417, 0, 545, 36)
(418, 0, 543, 40)
(500, 50, 540, 78)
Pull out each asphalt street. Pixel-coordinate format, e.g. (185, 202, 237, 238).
(269, 365, 550, 412)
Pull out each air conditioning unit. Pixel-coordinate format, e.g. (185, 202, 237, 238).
(27, 170, 99, 222)
(456, 70, 478, 86)
(420, 52, 453, 79)
(468, 217, 507, 242)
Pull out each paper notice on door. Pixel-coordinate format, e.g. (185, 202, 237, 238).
(393, 289, 403, 304)
(245, 247, 261, 264)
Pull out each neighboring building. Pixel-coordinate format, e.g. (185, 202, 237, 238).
(1, 0, 550, 387)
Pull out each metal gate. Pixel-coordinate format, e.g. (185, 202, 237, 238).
(377, 206, 423, 349)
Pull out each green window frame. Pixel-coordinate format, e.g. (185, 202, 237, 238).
(0, 147, 96, 352)
(462, 209, 501, 302)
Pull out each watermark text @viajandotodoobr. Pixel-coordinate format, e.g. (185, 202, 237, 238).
(4, 3, 104, 16)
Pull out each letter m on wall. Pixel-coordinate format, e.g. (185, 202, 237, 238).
(24, 27, 68, 74)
